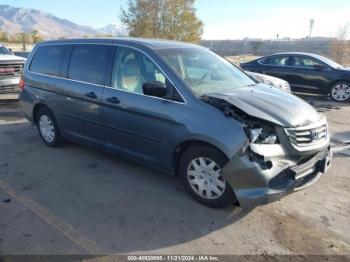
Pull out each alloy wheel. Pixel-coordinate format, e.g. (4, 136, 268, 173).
(331, 83, 350, 101)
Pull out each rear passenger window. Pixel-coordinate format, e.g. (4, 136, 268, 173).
(68, 45, 110, 85)
(260, 56, 289, 66)
(30, 45, 65, 76)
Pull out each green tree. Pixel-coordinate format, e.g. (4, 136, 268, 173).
(95, 34, 113, 38)
(31, 30, 43, 44)
(0, 31, 9, 42)
(20, 32, 30, 50)
(121, 0, 203, 43)
(9, 32, 31, 50)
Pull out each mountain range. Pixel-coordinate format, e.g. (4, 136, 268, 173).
(0, 5, 126, 39)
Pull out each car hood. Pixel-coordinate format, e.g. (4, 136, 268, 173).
(246, 72, 290, 92)
(249, 72, 284, 83)
(0, 54, 26, 63)
(206, 84, 322, 127)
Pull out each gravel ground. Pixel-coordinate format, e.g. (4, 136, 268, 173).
(0, 95, 349, 259)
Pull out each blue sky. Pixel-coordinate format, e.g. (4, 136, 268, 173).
(1, 0, 349, 39)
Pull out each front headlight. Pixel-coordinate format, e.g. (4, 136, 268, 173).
(263, 133, 278, 144)
(245, 125, 279, 144)
(281, 82, 291, 93)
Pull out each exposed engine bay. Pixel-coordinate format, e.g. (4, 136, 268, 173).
(201, 94, 332, 207)
(200, 95, 325, 172)
(201, 95, 279, 145)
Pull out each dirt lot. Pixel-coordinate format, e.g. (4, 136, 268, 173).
(0, 95, 350, 258)
(4, 43, 34, 52)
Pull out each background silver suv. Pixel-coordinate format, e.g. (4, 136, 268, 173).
(0, 43, 26, 94)
(19, 38, 332, 208)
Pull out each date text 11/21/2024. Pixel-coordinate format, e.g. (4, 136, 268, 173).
(127, 255, 220, 261)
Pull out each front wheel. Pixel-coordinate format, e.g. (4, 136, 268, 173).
(330, 81, 350, 102)
(179, 145, 236, 208)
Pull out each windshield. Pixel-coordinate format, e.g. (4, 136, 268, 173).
(0, 45, 12, 55)
(157, 47, 256, 96)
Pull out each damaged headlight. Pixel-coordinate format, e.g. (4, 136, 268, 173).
(245, 124, 279, 144)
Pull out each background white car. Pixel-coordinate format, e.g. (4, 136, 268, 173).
(247, 71, 291, 93)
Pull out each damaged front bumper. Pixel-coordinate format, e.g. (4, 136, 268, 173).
(222, 143, 332, 209)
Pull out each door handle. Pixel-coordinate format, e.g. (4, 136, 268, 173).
(106, 96, 120, 104)
(85, 92, 98, 99)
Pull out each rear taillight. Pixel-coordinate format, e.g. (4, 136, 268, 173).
(19, 77, 25, 90)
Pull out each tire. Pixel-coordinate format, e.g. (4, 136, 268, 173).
(179, 145, 237, 208)
(329, 81, 350, 102)
(35, 107, 64, 147)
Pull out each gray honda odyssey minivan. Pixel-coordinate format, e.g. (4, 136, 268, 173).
(19, 38, 332, 208)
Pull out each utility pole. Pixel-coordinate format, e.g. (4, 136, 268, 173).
(309, 19, 315, 38)
(242, 38, 249, 62)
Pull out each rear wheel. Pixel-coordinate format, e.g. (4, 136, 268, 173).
(179, 145, 236, 208)
(330, 81, 350, 102)
(36, 107, 64, 147)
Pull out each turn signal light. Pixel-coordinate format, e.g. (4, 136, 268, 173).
(19, 77, 25, 90)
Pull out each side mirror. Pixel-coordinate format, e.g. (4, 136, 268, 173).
(8, 48, 13, 54)
(143, 81, 168, 98)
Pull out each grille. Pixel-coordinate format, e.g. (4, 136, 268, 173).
(284, 119, 328, 150)
(0, 64, 23, 76)
(294, 172, 320, 190)
(269, 168, 320, 190)
(0, 85, 20, 94)
(269, 169, 294, 189)
(287, 125, 327, 146)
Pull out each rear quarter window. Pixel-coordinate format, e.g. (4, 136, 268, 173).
(68, 44, 111, 86)
(258, 58, 269, 65)
(30, 45, 65, 76)
(259, 56, 289, 66)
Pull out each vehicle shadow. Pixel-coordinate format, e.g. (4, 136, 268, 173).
(331, 131, 350, 158)
(332, 131, 350, 144)
(0, 121, 251, 254)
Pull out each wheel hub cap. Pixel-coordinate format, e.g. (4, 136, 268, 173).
(187, 157, 226, 200)
(39, 115, 55, 142)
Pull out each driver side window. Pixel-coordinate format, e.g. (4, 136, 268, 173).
(111, 47, 166, 95)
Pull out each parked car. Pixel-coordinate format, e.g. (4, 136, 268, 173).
(240, 52, 350, 102)
(14, 51, 31, 59)
(20, 39, 332, 208)
(0, 43, 26, 94)
(246, 71, 291, 93)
